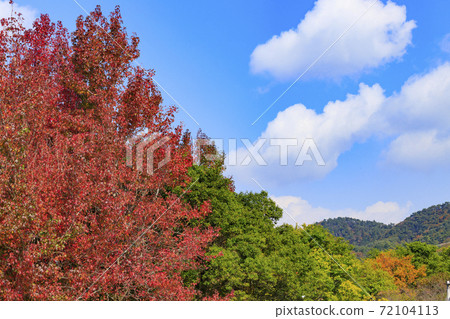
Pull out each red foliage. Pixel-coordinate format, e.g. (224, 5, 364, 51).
(0, 5, 217, 300)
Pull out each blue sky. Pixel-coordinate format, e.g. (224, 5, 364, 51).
(4, 0, 450, 225)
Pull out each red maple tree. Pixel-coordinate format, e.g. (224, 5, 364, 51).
(0, 4, 218, 300)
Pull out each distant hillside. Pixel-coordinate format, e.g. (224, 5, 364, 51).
(318, 202, 450, 253)
(318, 217, 394, 247)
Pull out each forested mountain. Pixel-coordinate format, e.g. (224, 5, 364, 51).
(318, 218, 394, 247)
(383, 203, 450, 245)
(318, 203, 450, 252)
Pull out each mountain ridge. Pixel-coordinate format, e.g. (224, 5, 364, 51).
(318, 202, 450, 253)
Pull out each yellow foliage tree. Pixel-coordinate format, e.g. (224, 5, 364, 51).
(371, 252, 426, 289)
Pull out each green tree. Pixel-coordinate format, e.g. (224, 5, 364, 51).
(180, 136, 401, 301)
(395, 242, 447, 275)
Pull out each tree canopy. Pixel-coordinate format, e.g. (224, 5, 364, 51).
(0, 5, 217, 300)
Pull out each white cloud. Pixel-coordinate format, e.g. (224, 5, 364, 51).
(260, 83, 385, 172)
(384, 130, 450, 170)
(272, 195, 411, 225)
(383, 62, 450, 167)
(250, 0, 415, 81)
(226, 83, 386, 184)
(386, 62, 450, 133)
(440, 33, 450, 53)
(0, 1, 38, 29)
(226, 63, 450, 187)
